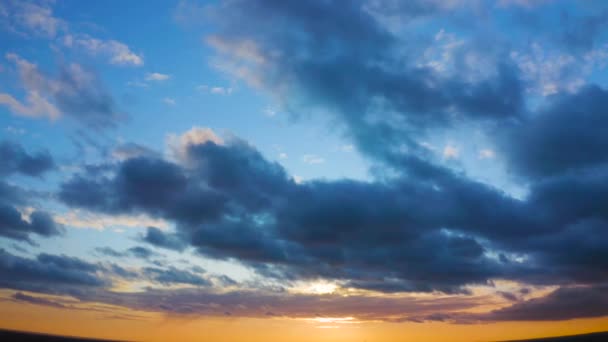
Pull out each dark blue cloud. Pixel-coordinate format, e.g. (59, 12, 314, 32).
(0, 141, 61, 241)
(12, 292, 67, 309)
(128, 246, 158, 259)
(0, 141, 54, 177)
(143, 266, 211, 287)
(503, 86, 608, 179)
(141, 227, 187, 251)
(0, 205, 63, 241)
(0, 249, 107, 294)
(40, 0, 608, 315)
(416, 284, 608, 323)
(60, 156, 227, 225)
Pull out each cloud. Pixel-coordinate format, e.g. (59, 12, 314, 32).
(163, 97, 176, 105)
(63, 34, 144, 66)
(56, 135, 523, 293)
(205, 0, 524, 174)
(54, 210, 169, 231)
(94, 247, 125, 258)
(59, 156, 228, 227)
(442, 144, 459, 159)
(0, 141, 54, 177)
(0, 1, 66, 38)
(46, 1, 608, 304)
(111, 142, 159, 161)
(2, 0, 607, 324)
(12, 292, 67, 309)
(416, 284, 608, 323)
(263, 107, 277, 117)
(145, 72, 171, 81)
(128, 246, 158, 260)
(502, 86, 608, 179)
(141, 227, 187, 251)
(0, 141, 61, 242)
(0, 205, 63, 242)
(1, 53, 124, 128)
(301, 154, 325, 164)
(167, 127, 223, 163)
(478, 149, 495, 159)
(0, 91, 60, 120)
(143, 266, 211, 287)
(197, 85, 233, 95)
(1, 1, 142, 67)
(477, 284, 608, 321)
(0, 249, 107, 293)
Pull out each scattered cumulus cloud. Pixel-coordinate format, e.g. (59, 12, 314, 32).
(442, 144, 460, 159)
(162, 97, 176, 105)
(478, 149, 496, 159)
(197, 84, 233, 95)
(145, 72, 171, 81)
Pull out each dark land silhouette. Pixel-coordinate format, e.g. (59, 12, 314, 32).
(0, 329, 125, 342)
(500, 331, 608, 342)
(1, 328, 607, 342)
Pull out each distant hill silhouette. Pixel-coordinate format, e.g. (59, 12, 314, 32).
(1, 328, 607, 342)
(500, 331, 608, 342)
(0, 329, 125, 342)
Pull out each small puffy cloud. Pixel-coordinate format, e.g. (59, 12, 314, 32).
(478, 149, 495, 159)
(163, 97, 176, 105)
(145, 72, 171, 81)
(339, 144, 354, 152)
(5, 126, 26, 135)
(278, 152, 288, 159)
(197, 85, 233, 95)
(443, 144, 459, 159)
(263, 107, 277, 117)
(302, 154, 325, 164)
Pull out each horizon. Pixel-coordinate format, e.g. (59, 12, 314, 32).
(1, 1, 608, 341)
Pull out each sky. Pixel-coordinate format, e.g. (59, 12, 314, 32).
(1, 0, 608, 341)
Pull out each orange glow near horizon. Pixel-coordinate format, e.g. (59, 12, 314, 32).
(1, 292, 607, 342)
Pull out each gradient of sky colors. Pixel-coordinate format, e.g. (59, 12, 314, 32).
(1, 1, 608, 341)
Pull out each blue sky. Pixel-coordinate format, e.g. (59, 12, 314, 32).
(2, 0, 608, 336)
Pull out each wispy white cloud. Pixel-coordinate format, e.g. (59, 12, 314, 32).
(163, 97, 176, 105)
(63, 34, 143, 66)
(443, 144, 460, 159)
(145, 72, 171, 81)
(197, 84, 233, 95)
(55, 210, 170, 231)
(302, 154, 325, 165)
(263, 107, 277, 117)
(478, 149, 496, 160)
(0, 53, 123, 127)
(1, 1, 143, 66)
(0, 91, 60, 120)
(0, 1, 66, 38)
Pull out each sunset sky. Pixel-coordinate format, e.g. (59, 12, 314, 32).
(1, 1, 608, 341)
